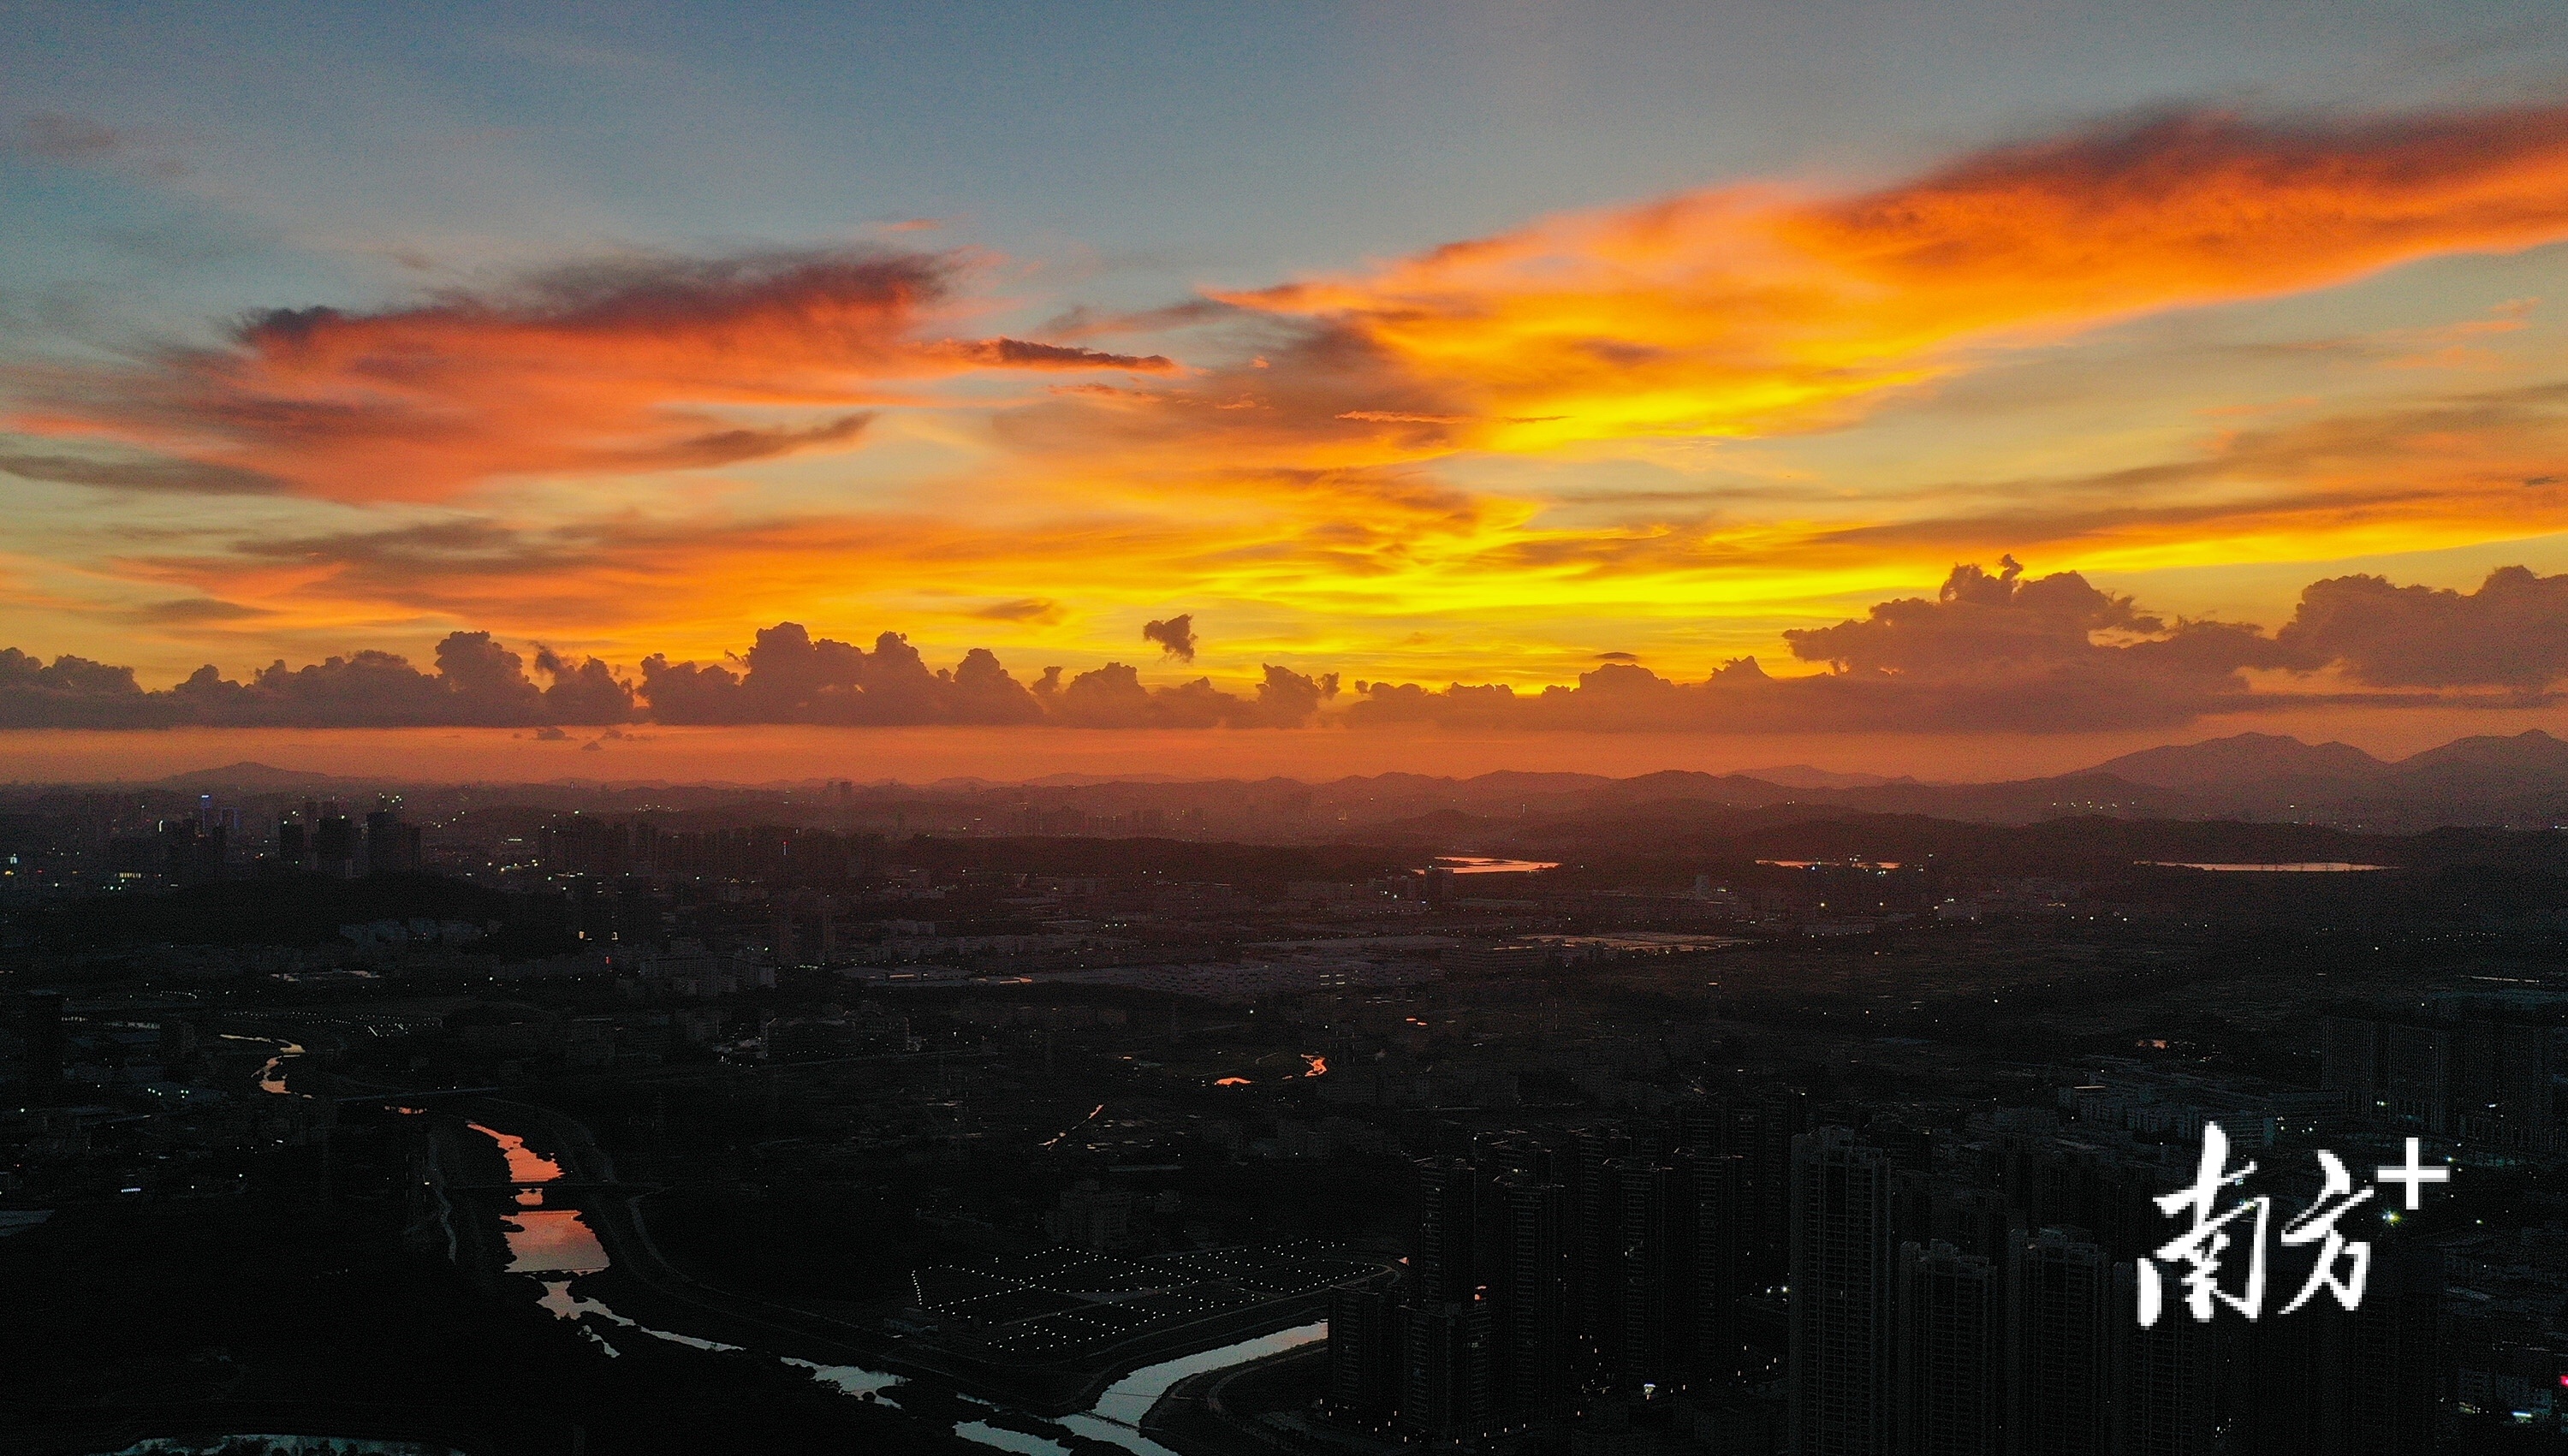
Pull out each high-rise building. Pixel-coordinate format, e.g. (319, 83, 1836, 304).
(2321, 1015, 2380, 1102)
(2322, 1010, 2555, 1144)
(1412, 1156, 1481, 1306)
(1570, 1126, 1633, 1354)
(365, 805, 422, 875)
(2108, 1260, 2216, 1456)
(1676, 1148, 1745, 1383)
(2006, 1228, 2110, 1456)
(1938, 1186, 2012, 1269)
(2455, 1018, 2557, 1137)
(1897, 1240, 2000, 1456)
(1494, 1176, 1571, 1419)
(312, 810, 356, 878)
(1327, 1286, 1400, 1427)
(1608, 1159, 1681, 1388)
(2377, 1020, 2452, 1132)
(158, 817, 226, 885)
(2331, 1240, 2442, 1455)
(1790, 1127, 1895, 1456)
(1400, 1299, 1493, 1441)
(1751, 1091, 1813, 1287)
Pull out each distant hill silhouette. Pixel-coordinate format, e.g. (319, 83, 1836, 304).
(1738, 764, 1906, 789)
(153, 760, 367, 791)
(2084, 732, 2387, 789)
(2394, 728, 2568, 778)
(130, 727, 2568, 832)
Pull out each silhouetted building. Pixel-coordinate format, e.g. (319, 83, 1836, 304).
(1571, 1126, 1633, 1351)
(1898, 1240, 2000, 1456)
(2109, 1260, 2216, 1456)
(1329, 1285, 1400, 1426)
(311, 808, 356, 878)
(1750, 1090, 1813, 1287)
(2456, 1017, 2557, 1140)
(2006, 1228, 2109, 1456)
(1608, 1159, 1684, 1388)
(1940, 1186, 2012, 1269)
(1791, 1126, 1894, 1456)
(1495, 1176, 1571, 1419)
(1677, 1148, 1745, 1382)
(365, 806, 421, 875)
(2327, 1011, 2556, 1140)
(158, 817, 225, 885)
(1413, 1156, 1480, 1305)
(1400, 1299, 1492, 1440)
(2334, 1240, 2443, 1455)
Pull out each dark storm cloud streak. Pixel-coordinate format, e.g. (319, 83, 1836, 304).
(5, 563, 2562, 732)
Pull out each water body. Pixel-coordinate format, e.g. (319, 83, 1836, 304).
(217, 1033, 307, 1096)
(463, 1122, 603, 1273)
(502, 1211, 610, 1275)
(1059, 1321, 1330, 1456)
(2145, 861, 2388, 872)
(464, 1120, 909, 1405)
(1435, 857, 1560, 874)
(535, 1280, 744, 1352)
(466, 1122, 566, 1183)
(954, 1422, 1073, 1456)
(464, 1115, 1307, 1453)
(782, 1355, 904, 1404)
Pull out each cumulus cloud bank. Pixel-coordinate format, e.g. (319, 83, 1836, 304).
(0, 633, 633, 729)
(1347, 562, 2566, 734)
(3, 563, 2557, 734)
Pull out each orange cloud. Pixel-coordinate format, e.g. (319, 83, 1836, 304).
(4, 249, 1174, 502)
(109, 508, 1239, 653)
(12, 103, 2568, 692)
(1193, 104, 2568, 459)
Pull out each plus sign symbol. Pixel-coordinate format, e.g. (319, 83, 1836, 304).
(2375, 1137, 2452, 1210)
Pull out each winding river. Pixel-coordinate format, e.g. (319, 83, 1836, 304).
(452, 1115, 1313, 1454)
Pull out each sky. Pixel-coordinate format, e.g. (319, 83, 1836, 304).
(5, 1, 2568, 778)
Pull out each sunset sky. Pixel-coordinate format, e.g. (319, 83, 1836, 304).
(6, 2, 2568, 776)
